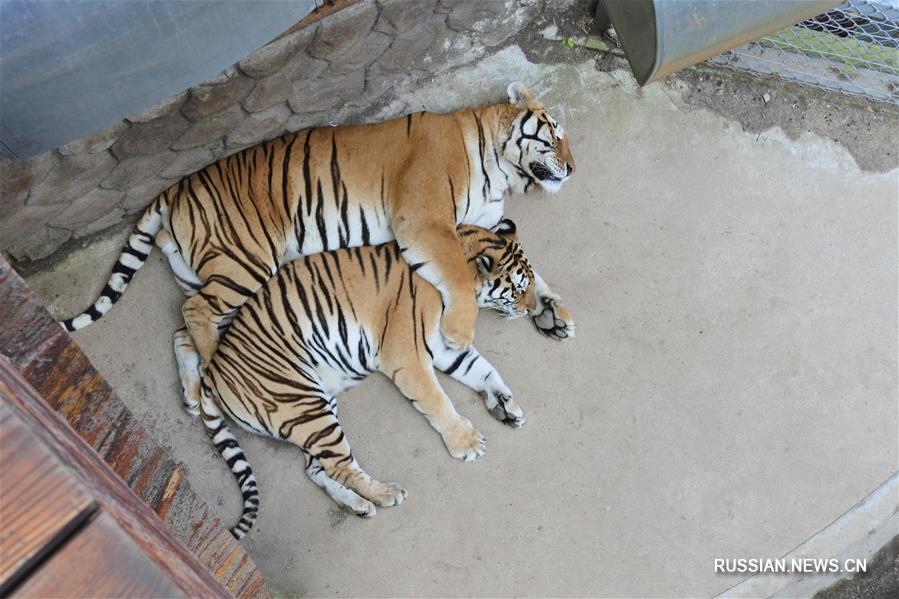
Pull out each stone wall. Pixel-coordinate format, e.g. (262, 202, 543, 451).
(0, 0, 545, 262)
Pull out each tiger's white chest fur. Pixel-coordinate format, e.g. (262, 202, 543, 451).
(317, 362, 361, 397)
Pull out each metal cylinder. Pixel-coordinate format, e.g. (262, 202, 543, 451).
(601, 0, 841, 85)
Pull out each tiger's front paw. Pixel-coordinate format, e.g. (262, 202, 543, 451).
(442, 418, 486, 462)
(483, 383, 525, 428)
(532, 295, 575, 341)
(440, 302, 476, 350)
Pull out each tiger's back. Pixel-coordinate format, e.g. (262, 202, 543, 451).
(167, 109, 494, 282)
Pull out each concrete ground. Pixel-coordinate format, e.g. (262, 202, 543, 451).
(25, 46, 897, 597)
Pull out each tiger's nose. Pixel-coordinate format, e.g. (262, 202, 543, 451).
(566, 163, 575, 175)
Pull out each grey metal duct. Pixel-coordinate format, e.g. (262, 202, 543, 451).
(600, 0, 841, 85)
(0, 0, 316, 159)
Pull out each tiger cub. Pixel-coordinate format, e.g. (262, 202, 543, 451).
(181, 220, 538, 538)
(62, 83, 575, 376)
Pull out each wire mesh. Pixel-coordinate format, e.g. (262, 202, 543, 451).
(708, 0, 899, 104)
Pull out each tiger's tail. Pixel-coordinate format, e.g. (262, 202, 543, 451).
(198, 379, 260, 540)
(61, 195, 167, 332)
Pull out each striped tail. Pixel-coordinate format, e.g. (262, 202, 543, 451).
(61, 196, 165, 332)
(199, 380, 260, 540)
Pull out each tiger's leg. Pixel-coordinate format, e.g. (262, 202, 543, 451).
(182, 277, 260, 365)
(302, 452, 376, 517)
(156, 229, 202, 295)
(385, 358, 486, 461)
(281, 399, 406, 508)
(531, 272, 576, 341)
(173, 326, 201, 417)
(183, 291, 227, 366)
(391, 215, 477, 350)
(433, 346, 525, 428)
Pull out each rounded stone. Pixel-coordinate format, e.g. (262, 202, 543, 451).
(242, 54, 327, 113)
(239, 25, 318, 79)
(376, 0, 436, 34)
(227, 104, 291, 147)
(6, 224, 72, 261)
(49, 187, 125, 229)
(0, 204, 66, 253)
(181, 73, 256, 121)
(1, 151, 60, 194)
(126, 91, 190, 124)
(288, 71, 365, 114)
(172, 105, 246, 150)
(121, 176, 180, 214)
(28, 152, 118, 207)
(58, 121, 130, 155)
(308, 2, 379, 59)
(112, 112, 189, 159)
(160, 144, 220, 178)
(326, 31, 392, 75)
(101, 150, 177, 190)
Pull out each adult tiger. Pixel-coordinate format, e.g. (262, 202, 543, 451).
(62, 82, 575, 365)
(187, 220, 538, 538)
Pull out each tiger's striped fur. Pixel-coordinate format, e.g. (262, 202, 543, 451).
(185, 221, 536, 538)
(61, 83, 575, 360)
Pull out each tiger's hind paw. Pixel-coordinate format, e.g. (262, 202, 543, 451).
(348, 496, 377, 517)
(179, 382, 201, 417)
(368, 481, 407, 507)
(532, 296, 575, 341)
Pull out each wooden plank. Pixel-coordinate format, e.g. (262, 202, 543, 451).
(0, 258, 268, 598)
(0, 356, 232, 598)
(0, 405, 97, 593)
(10, 512, 184, 599)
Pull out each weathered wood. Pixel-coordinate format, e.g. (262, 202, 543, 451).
(0, 357, 232, 598)
(0, 404, 97, 593)
(0, 258, 269, 598)
(10, 512, 184, 599)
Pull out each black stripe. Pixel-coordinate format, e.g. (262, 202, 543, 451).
(462, 352, 479, 376)
(122, 246, 148, 261)
(447, 175, 457, 220)
(443, 349, 470, 375)
(100, 283, 122, 303)
(473, 112, 491, 199)
(315, 179, 327, 247)
(359, 206, 370, 246)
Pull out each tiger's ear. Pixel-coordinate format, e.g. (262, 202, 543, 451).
(476, 255, 495, 275)
(507, 82, 542, 110)
(493, 218, 517, 239)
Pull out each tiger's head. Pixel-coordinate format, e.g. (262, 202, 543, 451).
(459, 219, 535, 319)
(502, 82, 576, 194)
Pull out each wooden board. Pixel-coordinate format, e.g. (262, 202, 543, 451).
(0, 405, 97, 593)
(0, 256, 268, 598)
(10, 512, 184, 599)
(0, 357, 232, 598)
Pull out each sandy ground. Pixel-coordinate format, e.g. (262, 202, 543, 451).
(25, 46, 898, 597)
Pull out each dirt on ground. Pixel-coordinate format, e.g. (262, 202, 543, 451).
(816, 535, 899, 599)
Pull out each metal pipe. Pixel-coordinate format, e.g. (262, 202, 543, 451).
(601, 0, 841, 85)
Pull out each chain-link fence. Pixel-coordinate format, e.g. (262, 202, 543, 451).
(709, 0, 899, 104)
